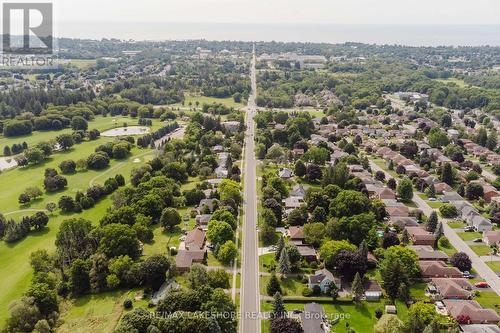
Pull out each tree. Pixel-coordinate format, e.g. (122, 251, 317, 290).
(207, 269, 230, 289)
(56, 134, 74, 150)
(141, 254, 170, 291)
(319, 240, 357, 269)
(272, 292, 285, 318)
(160, 208, 181, 230)
(397, 177, 413, 203)
(387, 178, 397, 190)
(25, 148, 45, 164)
(326, 281, 339, 300)
(383, 232, 400, 249)
(380, 256, 406, 300)
(439, 204, 458, 218)
(59, 160, 76, 174)
(98, 223, 141, 259)
(401, 229, 410, 245)
(267, 273, 281, 296)
(406, 302, 440, 333)
(428, 128, 450, 148)
(270, 317, 303, 333)
(351, 272, 365, 302)
(55, 218, 94, 264)
(323, 162, 349, 188)
(327, 212, 377, 246)
(287, 206, 308, 226)
(3, 145, 11, 156)
(294, 160, 306, 177)
(207, 220, 234, 245)
(5, 296, 42, 333)
(87, 152, 110, 170)
(465, 182, 484, 200)
(374, 314, 404, 333)
(450, 252, 472, 272)
(201, 288, 237, 333)
(29, 211, 49, 230)
(187, 263, 208, 289)
(58, 195, 75, 212)
(89, 253, 109, 292)
(217, 240, 237, 265)
(18, 193, 31, 204)
(71, 116, 88, 130)
(70, 259, 90, 295)
(329, 190, 371, 218)
(426, 211, 438, 232)
(25, 282, 58, 316)
(278, 247, 291, 277)
(303, 222, 326, 247)
(441, 162, 454, 186)
(218, 179, 242, 205)
(305, 163, 322, 181)
(275, 236, 285, 260)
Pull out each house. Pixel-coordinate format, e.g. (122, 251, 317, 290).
(434, 182, 452, 194)
(195, 214, 211, 227)
(283, 196, 304, 210)
(460, 325, 500, 333)
(385, 205, 410, 217)
(483, 231, 500, 246)
(289, 226, 305, 242)
(185, 228, 206, 250)
(390, 216, 419, 228)
(468, 214, 493, 232)
(297, 246, 318, 262)
(300, 303, 327, 333)
(175, 249, 206, 273)
(374, 187, 396, 200)
(290, 184, 306, 198)
(441, 192, 464, 202)
(278, 168, 294, 179)
(430, 278, 472, 299)
(364, 280, 383, 301)
(410, 245, 449, 261)
(197, 199, 218, 213)
(420, 261, 462, 278)
(308, 269, 341, 293)
(221, 121, 240, 133)
(483, 185, 499, 203)
(443, 300, 500, 324)
(406, 227, 437, 246)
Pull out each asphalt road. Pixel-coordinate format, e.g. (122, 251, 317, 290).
(239, 47, 261, 333)
(369, 160, 500, 295)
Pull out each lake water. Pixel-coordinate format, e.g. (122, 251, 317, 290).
(57, 22, 500, 46)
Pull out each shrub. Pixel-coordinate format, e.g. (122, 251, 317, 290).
(123, 299, 133, 309)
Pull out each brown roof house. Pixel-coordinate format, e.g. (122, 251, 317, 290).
(410, 245, 448, 261)
(185, 228, 206, 250)
(429, 278, 472, 300)
(297, 245, 318, 262)
(443, 300, 500, 324)
(176, 249, 206, 273)
(406, 227, 436, 246)
(420, 261, 462, 278)
(484, 231, 500, 247)
(288, 226, 305, 242)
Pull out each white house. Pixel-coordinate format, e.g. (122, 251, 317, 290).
(308, 268, 341, 293)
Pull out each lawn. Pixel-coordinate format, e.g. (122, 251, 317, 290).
(261, 299, 409, 333)
(437, 237, 458, 256)
(486, 261, 500, 272)
(434, 78, 468, 88)
(457, 232, 482, 241)
(260, 275, 305, 296)
(470, 245, 493, 256)
(259, 253, 276, 272)
(57, 288, 146, 333)
(0, 115, 163, 155)
(475, 291, 500, 314)
(447, 221, 466, 229)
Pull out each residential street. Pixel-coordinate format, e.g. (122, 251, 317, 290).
(239, 47, 261, 333)
(369, 160, 500, 295)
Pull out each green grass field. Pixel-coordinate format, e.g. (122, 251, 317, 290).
(0, 115, 163, 156)
(475, 291, 500, 314)
(457, 232, 482, 241)
(260, 276, 305, 296)
(261, 299, 409, 333)
(470, 245, 492, 256)
(486, 261, 500, 272)
(447, 221, 466, 229)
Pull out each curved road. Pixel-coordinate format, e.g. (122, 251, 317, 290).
(239, 47, 261, 333)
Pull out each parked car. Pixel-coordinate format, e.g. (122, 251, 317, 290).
(464, 226, 475, 232)
(463, 271, 475, 279)
(429, 197, 437, 202)
(475, 282, 489, 288)
(473, 238, 483, 243)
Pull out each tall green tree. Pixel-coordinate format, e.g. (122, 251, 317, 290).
(351, 272, 365, 302)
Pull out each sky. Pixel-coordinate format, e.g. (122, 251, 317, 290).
(55, 0, 500, 25)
